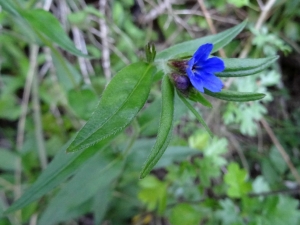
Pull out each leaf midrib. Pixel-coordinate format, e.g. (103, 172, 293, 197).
(71, 64, 153, 149)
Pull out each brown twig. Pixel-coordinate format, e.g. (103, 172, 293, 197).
(197, 0, 226, 58)
(72, 26, 91, 85)
(260, 118, 300, 185)
(32, 61, 48, 170)
(99, 0, 111, 81)
(14, 44, 39, 225)
(173, 9, 239, 25)
(140, 0, 175, 23)
(239, 0, 277, 58)
(224, 128, 249, 172)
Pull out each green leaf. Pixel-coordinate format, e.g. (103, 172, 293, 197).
(216, 56, 278, 77)
(128, 139, 200, 171)
(195, 157, 221, 187)
(140, 75, 174, 178)
(0, 95, 21, 120)
(67, 62, 155, 152)
(178, 93, 213, 137)
(137, 98, 161, 136)
(223, 101, 266, 136)
(188, 89, 212, 108)
(0, 1, 39, 44)
(203, 137, 228, 167)
(216, 199, 243, 225)
(156, 20, 247, 60)
(259, 196, 300, 225)
(0, 148, 19, 171)
(154, 146, 199, 169)
(52, 53, 82, 90)
(269, 146, 287, 174)
(188, 130, 210, 150)
(21, 9, 87, 57)
(38, 151, 122, 225)
(67, 88, 98, 120)
(138, 176, 168, 215)
(224, 163, 251, 198)
(252, 176, 270, 195)
(228, 0, 249, 7)
(93, 188, 112, 225)
(5, 139, 111, 214)
(169, 203, 201, 225)
(0, 0, 21, 17)
(205, 89, 265, 102)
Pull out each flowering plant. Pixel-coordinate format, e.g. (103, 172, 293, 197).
(5, 20, 278, 216)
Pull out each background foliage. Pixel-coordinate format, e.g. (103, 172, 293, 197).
(0, 0, 300, 224)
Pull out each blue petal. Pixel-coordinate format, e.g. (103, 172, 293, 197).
(196, 71, 223, 92)
(188, 71, 204, 93)
(194, 43, 213, 65)
(187, 57, 195, 68)
(186, 66, 194, 78)
(202, 57, 225, 73)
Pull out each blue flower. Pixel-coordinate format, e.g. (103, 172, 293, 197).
(186, 43, 225, 93)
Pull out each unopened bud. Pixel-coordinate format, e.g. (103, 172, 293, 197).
(171, 73, 191, 91)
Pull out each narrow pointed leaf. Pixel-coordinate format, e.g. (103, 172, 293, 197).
(52, 53, 82, 90)
(140, 76, 174, 178)
(216, 56, 278, 77)
(67, 62, 155, 152)
(178, 93, 213, 137)
(0, 0, 22, 17)
(5, 139, 111, 214)
(21, 9, 87, 57)
(205, 90, 265, 102)
(156, 20, 247, 60)
(38, 152, 122, 225)
(0, 1, 39, 42)
(188, 89, 212, 108)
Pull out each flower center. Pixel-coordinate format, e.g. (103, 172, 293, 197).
(192, 65, 201, 72)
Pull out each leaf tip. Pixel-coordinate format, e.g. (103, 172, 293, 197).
(258, 93, 266, 100)
(65, 141, 80, 153)
(139, 170, 150, 179)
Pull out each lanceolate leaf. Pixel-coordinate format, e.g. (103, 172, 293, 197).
(188, 89, 212, 108)
(21, 9, 87, 57)
(140, 76, 174, 179)
(205, 90, 265, 102)
(52, 52, 82, 90)
(178, 93, 213, 137)
(0, 1, 39, 43)
(5, 139, 111, 214)
(155, 20, 247, 60)
(67, 62, 156, 152)
(38, 152, 123, 225)
(0, 0, 22, 17)
(216, 56, 279, 77)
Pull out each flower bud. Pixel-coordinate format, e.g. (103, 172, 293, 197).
(170, 73, 191, 93)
